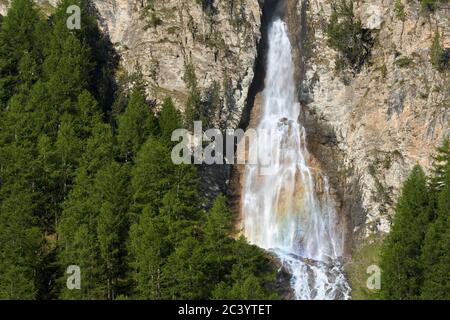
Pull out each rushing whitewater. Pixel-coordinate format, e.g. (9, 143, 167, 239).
(241, 18, 351, 300)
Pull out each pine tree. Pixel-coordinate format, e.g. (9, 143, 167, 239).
(130, 137, 175, 217)
(380, 165, 431, 299)
(0, 187, 41, 299)
(0, 0, 283, 300)
(74, 91, 103, 139)
(129, 208, 171, 299)
(213, 273, 274, 300)
(158, 97, 182, 146)
(204, 195, 233, 241)
(162, 236, 209, 300)
(430, 137, 450, 191)
(185, 89, 204, 131)
(183, 62, 207, 130)
(421, 152, 450, 299)
(76, 0, 117, 111)
(201, 195, 236, 293)
(58, 124, 115, 299)
(0, 0, 44, 104)
(212, 237, 278, 300)
(95, 161, 130, 299)
(128, 139, 196, 298)
(0, 0, 133, 301)
(117, 88, 157, 162)
(55, 117, 82, 196)
(430, 31, 448, 71)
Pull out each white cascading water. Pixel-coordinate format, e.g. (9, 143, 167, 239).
(241, 18, 351, 300)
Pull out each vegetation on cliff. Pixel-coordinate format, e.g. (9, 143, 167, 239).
(348, 140, 449, 300)
(430, 31, 449, 72)
(325, 0, 374, 74)
(380, 139, 450, 300)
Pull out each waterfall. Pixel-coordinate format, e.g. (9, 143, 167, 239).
(241, 18, 351, 300)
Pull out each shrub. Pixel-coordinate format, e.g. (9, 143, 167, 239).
(325, 0, 374, 73)
(395, 56, 414, 68)
(430, 31, 449, 71)
(420, 0, 449, 11)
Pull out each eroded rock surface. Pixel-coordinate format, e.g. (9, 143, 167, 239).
(290, 0, 449, 245)
(94, 0, 262, 129)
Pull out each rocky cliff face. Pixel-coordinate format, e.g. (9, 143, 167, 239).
(1, 0, 448, 258)
(288, 0, 449, 246)
(94, 0, 262, 129)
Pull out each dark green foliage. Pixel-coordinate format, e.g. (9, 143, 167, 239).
(183, 64, 221, 130)
(381, 139, 450, 300)
(211, 237, 279, 300)
(420, 0, 449, 11)
(430, 138, 450, 190)
(421, 139, 450, 299)
(95, 162, 130, 299)
(130, 137, 178, 216)
(421, 181, 450, 299)
(58, 125, 117, 299)
(325, 0, 374, 74)
(129, 191, 277, 300)
(0, 0, 44, 104)
(380, 165, 430, 299)
(0, 190, 41, 299)
(117, 88, 157, 162)
(0, 0, 278, 300)
(183, 62, 209, 130)
(158, 97, 182, 146)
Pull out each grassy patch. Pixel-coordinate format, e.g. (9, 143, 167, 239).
(394, 0, 407, 21)
(346, 239, 383, 300)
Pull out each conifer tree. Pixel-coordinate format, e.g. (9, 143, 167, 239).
(74, 91, 103, 139)
(130, 137, 176, 218)
(117, 88, 157, 162)
(421, 152, 450, 299)
(95, 161, 130, 299)
(158, 97, 182, 146)
(58, 124, 115, 299)
(204, 195, 233, 241)
(183, 62, 207, 130)
(128, 137, 201, 297)
(430, 31, 448, 71)
(0, 0, 282, 300)
(162, 237, 207, 299)
(380, 165, 431, 299)
(212, 237, 278, 300)
(129, 207, 171, 299)
(430, 137, 450, 191)
(0, 0, 43, 103)
(0, 187, 41, 299)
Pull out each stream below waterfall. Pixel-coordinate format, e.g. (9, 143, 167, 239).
(241, 17, 351, 300)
